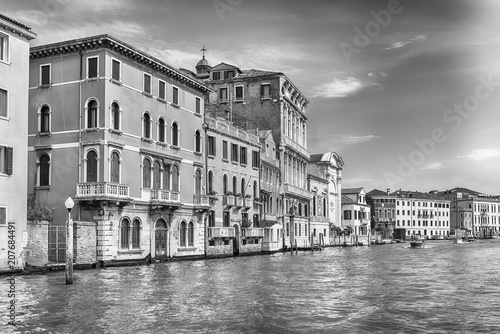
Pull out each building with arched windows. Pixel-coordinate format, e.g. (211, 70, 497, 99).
(0, 14, 36, 272)
(27, 35, 211, 264)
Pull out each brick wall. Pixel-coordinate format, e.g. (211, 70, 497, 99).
(25, 221, 49, 267)
(74, 221, 97, 264)
(240, 243, 261, 254)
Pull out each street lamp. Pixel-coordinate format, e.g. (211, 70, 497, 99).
(64, 196, 74, 285)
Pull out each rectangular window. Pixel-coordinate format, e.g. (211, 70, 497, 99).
(40, 64, 51, 85)
(87, 57, 98, 78)
(0, 207, 6, 225)
(212, 71, 221, 80)
(261, 84, 271, 99)
(223, 211, 230, 227)
(112, 59, 120, 81)
(208, 136, 216, 156)
(240, 147, 247, 165)
(219, 87, 228, 102)
(0, 146, 13, 175)
(252, 150, 259, 168)
(172, 86, 179, 105)
(224, 70, 235, 79)
(235, 86, 243, 101)
(0, 88, 7, 118)
(143, 73, 151, 94)
(195, 97, 201, 114)
(158, 80, 166, 100)
(0, 34, 8, 62)
(223, 140, 228, 160)
(343, 210, 351, 220)
(231, 143, 238, 162)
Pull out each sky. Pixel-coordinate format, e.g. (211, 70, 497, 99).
(1, 0, 499, 195)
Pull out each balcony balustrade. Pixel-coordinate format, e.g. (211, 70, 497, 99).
(223, 195, 235, 206)
(242, 228, 264, 238)
(282, 183, 312, 199)
(76, 182, 130, 201)
(208, 226, 235, 238)
(263, 213, 278, 221)
(150, 189, 180, 203)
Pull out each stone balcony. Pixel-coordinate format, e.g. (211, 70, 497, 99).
(282, 136, 310, 159)
(242, 228, 264, 238)
(223, 195, 236, 207)
(76, 182, 132, 206)
(208, 226, 235, 238)
(194, 195, 211, 212)
(282, 183, 312, 200)
(310, 216, 330, 224)
(149, 189, 181, 209)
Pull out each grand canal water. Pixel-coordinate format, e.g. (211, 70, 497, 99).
(2, 240, 500, 333)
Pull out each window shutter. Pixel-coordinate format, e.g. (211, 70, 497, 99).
(5, 147, 13, 175)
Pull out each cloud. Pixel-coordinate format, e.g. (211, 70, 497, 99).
(313, 77, 364, 98)
(420, 162, 446, 170)
(457, 148, 500, 161)
(385, 35, 427, 50)
(368, 71, 388, 78)
(310, 134, 379, 145)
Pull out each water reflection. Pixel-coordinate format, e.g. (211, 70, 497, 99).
(2, 241, 500, 333)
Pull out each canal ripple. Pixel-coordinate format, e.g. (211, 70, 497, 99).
(2, 240, 500, 333)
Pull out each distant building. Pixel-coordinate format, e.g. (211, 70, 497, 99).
(28, 35, 211, 263)
(0, 14, 36, 271)
(367, 189, 451, 240)
(438, 187, 500, 238)
(308, 152, 344, 244)
(341, 187, 371, 245)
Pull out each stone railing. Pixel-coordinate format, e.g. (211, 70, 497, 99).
(208, 227, 235, 238)
(76, 182, 129, 198)
(242, 228, 264, 238)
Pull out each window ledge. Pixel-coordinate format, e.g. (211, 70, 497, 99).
(231, 161, 239, 165)
(143, 92, 153, 98)
(158, 97, 167, 104)
(85, 77, 99, 82)
(0, 116, 10, 121)
(38, 84, 52, 89)
(252, 167, 259, 170)
(235, 99, 243, 103)
(37, 132, 51, 137)
(83, 128, 99, 133)
(194, 151, 203, 156)
(261, 97, 272, 101)
(178, 247, 197, 252)
(109, 129, 122, 135)
(0, 59, 11, 66)
(171, 145, 180, 151)
(118, 249, 143, 254)
(110, 78, 122, 85)
(171, 103, 180, 109)
(240, 163, 247, 167)
(35, 186, 51, 190)
(194, 113, 202, 117)
(219, 100, 228, 104)
(208, 155, 215, 159)
(156, 142, 168, 147)
(141, 137, 154, 143)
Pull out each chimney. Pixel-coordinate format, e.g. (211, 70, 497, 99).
(386, 188, 390, 195)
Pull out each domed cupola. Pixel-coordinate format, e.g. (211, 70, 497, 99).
(195, 45, 211, 79)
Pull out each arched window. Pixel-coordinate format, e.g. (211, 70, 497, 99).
(195, 169, 202, 196)
(40, 105, 50, 133)
(163, 164, 170, 190)
(110, 151, 120, 183)
(143, 158, 151, 188)
(143, 112, 151, 139)
(180, 221, 187, 247)
(241, 178, 246, 196)
(232, 176, 237, 195)
(158, 118, 165, 142)
(156, 219, 167, 229)
(223, 174, 228, 194)
(111, 102, 120, 130)
(171, 164, 179, 191)
(172, 122, 179, 146)
(188, 222, 194, 246)
(39, 154, 50, 186)
(87, 100, 98, 128)
(153, 161, 161, 189)
(120, 218, 130, 249)
(195, 130, 201, 153)
(323, 198, 327, 217)
(313, 196, 317, 216)
(86, 150, 98, 182)
(132, 219, 140, 249)
(208, 170, 214, 193)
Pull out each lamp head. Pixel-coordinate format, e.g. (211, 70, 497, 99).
(65, 196, 75, 212)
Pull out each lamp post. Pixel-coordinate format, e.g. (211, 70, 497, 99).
(64, 196, 74, 285)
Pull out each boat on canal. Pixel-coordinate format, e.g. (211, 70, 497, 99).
(410, 238, 425, 248)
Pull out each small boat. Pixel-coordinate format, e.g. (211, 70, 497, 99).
(410, 239, 425, 248)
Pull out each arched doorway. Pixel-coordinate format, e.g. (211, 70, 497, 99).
(233, 224, 240, 256)
(155, 219, 168, 261)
